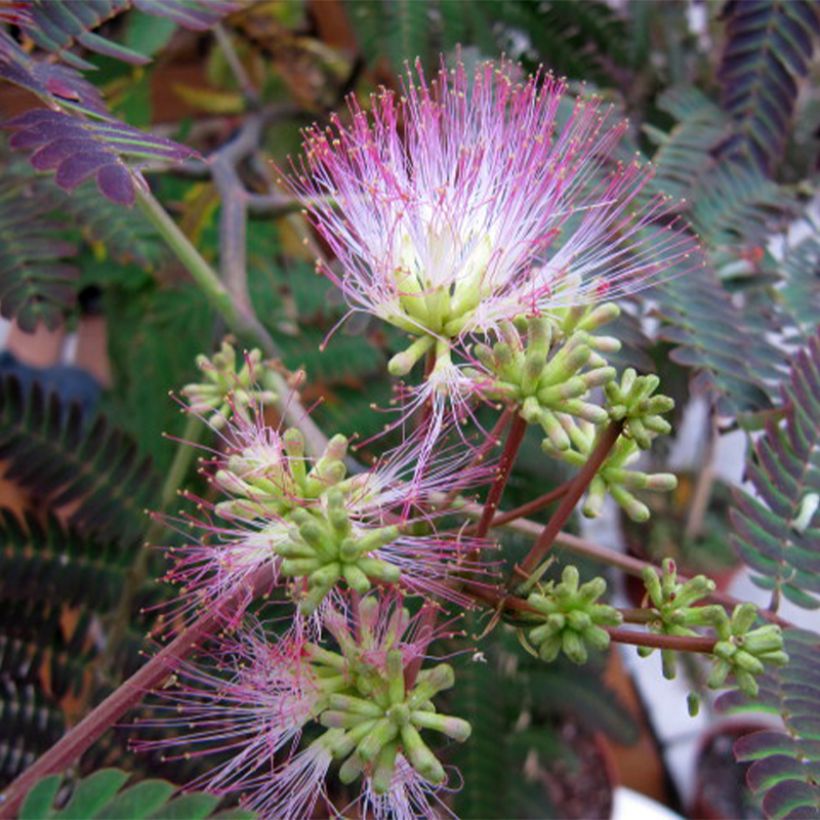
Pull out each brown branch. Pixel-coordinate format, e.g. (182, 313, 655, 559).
(473, 414, 528, 539)
(606, 627, 716, 654)
(490, 479, 572, 528)
(514, 421, 623, 583)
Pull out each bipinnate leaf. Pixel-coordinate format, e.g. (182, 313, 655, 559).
(730, 333, 820, 609)
(0, 374, 158, 545)
(17, 767, 254, 819)
(0, 174, 78, 331)
(718, 0, 820, 173)
(0, 681, 64, 787)
(0, 29, 107, 113)
(653, 263, 783, 419)
(4, 108, 197, 205)
(13, 0, 239, 69)
(717, 629, 820, 819)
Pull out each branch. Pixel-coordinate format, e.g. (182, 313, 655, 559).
(606, 627, 716, 654)
(514, 421, 623, 583)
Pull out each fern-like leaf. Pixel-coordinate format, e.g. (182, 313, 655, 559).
(780, 234, 820, 344)
(0, 375, 157, 545)
(646, 87, 732, 201)
(0, 598, 96, 701)
(0, 681, 64, 788)
(0, 510, 131, 611)
(730, 333, 820, 609)
(716, 629, 820, 819)
(14, 0, 239, 70)
(0, 29, 107, 113)
(0, 174, 78, 332)
(653, 264, 786, 419)
(4, 109, 197, 205)
(718, 0, 820, 173)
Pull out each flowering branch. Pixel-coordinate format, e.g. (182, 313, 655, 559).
(513, 420, 623, 587)
(472, 414, 528, 538)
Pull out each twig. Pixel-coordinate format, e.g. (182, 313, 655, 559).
(513, 421, 623, 585)
(606, 627, 715, 654)
(447, 499, 796, 629)
(473, 414, 528, 538)
(213, 24, 259, 105)
(489, 480, 572, 528)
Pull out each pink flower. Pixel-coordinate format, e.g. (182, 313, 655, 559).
(131, 619, 320, 797)
(158, 401, 494, 628)
(136, 592, 468, 819)
(285, 56, 701, 447)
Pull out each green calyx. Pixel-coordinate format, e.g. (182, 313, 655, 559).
(467, 308, 621, 442)
(605, 368, 674, 449)
(522, 565, 622, 665)
(707, 603, 788, 697)
(214, 429, 348, 520)
(180, 339, 278, 429)
(639, 558, 723, 679)
(277, 489, 401, 614)
(543, 424, 677, 522)
(307, 645, 469, 793)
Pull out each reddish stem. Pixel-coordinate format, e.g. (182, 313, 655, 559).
(606, 627, 716, 654)
(513, 421, 622, 584)
(489, 480, 572, 528)
(439, 408, 512, 509)
(473, 413, 528, 539)
(0, 566, 275, 819)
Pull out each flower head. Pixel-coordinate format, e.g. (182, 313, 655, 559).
(160, 398, 494, 628)
(286, 56, 702, 438)
(136, 591, 468, 819)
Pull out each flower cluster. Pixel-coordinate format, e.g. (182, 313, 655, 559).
(142, 53, 720, 820)
(135, 593, 467, 819)
(286, 57, 701, 446)
(160, 407, 492, 625)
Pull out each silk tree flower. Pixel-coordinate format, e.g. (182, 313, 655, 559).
(285, 56, 702, 451)
(159, 399, 493, 627)
(135, 592, 468, 819)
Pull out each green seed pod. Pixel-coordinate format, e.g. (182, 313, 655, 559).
(342, 563, 372, 593)
(357, 557, 401, 583)
(582, 625, 611, 652)
(329, 694, 383, 718)
(357, 718, 399, 763)
(411, 711, 472, 742)
(538, 634, 563, 662)
(687, 692, 700, 717)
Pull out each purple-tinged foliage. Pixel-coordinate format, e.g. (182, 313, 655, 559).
(0, 29, 107, 113)
(717, 629, 820, 819)
(4, 108, 198, 205)
(12, 0, 239, 69)
(729, 332, 820, 609)
(718, 0, 820, 174)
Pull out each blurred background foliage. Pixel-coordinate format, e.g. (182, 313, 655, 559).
(0, 0, 818, 817)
